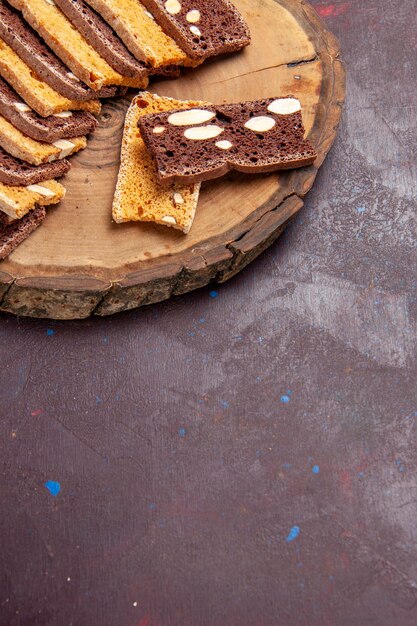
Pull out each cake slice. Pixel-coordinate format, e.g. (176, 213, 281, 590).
(53, 0, 148, 78)
(140, 0, 250, 60)
(0, 147, 70, 186)
(0, 1, 118, 101)
(113, 92, 204, 233)
(0, 178, 65, 219)
(0, 78, 98, 143)
(0, 114, 86, 166)
(84, 0, 189, 67)
(138, 97, 318, 185)
(0, 39, 101, 117)
(7, 0, 149, 90)
(0, 204, 46, 260)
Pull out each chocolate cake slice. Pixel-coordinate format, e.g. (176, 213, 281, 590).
(0, 147, 70, 186)
(0, 204, 46, 260)
(0, 0, 118, 101)
(0, 78, 97, 143)
(139, 0, 251, 60)
(53, 0, 148, 79)
(7, 0, 148, 90)
(138, 97, 317, 185)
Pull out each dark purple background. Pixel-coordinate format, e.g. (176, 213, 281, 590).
(1, 1, 416, 624)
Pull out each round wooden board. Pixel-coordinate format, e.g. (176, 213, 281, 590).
(0, 0, 345, 319)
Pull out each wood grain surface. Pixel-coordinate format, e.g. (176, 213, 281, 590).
(0, 1, 416, 626)
(0, 0, 345, 319)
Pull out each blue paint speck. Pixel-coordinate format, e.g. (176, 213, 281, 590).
(46, 329, 55, 336)
(356, 206, 366, 214)
(280, 395, 290, 404)
(95, 396, 103, 404)
(395, 459, 406, 473)
(44, 480, 61, 497)
(282, 462, 292, 470)
(286, 526, 300, 542)
(312, 465, 320, 474)
(178, 427, 186, 437)
(358, 471, 365, 478)
(210, 290, 218, 298)
(148, 503, 156, 510)
(188, 331, 196, 337)
(221, 400, 230, 409)
(199, 317, 206, 324)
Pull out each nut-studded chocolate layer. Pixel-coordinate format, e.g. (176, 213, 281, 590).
(53, 0, 148, 79)
(138, 97, 317, 184)
(140, 0, 250, 60)
(7, 0, 148, 90)
(0, 39, 102, 117)
(0, 147, 70, 186)
(0, 1, 117, 101)
(0, 204, 45, 260)
(0, 78, 98, 143)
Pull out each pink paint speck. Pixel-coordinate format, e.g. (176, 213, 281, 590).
(315, 2, 350, 17)
(31, 408, 43, 417)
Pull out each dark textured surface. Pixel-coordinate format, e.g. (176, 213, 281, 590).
(0, 1, 416, 625)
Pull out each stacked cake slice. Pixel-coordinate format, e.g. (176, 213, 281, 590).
(113, 95, 317, 233)
(0, 0, 252, 258)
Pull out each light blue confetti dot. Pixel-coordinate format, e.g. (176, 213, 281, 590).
(356, 206, 366, 214)
(280, 395, 290, 404)
(46, 329, 55, 336)
(312, 465, 320, 474)
(44, 480, 61, 497)
(199, 318, 206, 324)
(209, 290, 218, 298)
(286, 526, 300, 542)
(221, 400, 230, 409)
(178, 428, 186, 437)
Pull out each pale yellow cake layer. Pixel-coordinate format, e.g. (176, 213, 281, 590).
(7, 0, 148, 89)
(0, 179, 65, 220)
(85, 0, 189, 68)
(113, 92, 207, 233)
(0, 39, 101, 117)
(0, 115, 86, 166)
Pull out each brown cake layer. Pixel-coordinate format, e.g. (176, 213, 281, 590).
(0, 147, 70, 186)
(53, 0, 148, 79)
(0, 204, 45, 259)
(0, 0, 118, 100)
(0, 78, 98, 143)
(140, 0, 250, 60)
(138, 97, 317, 184)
